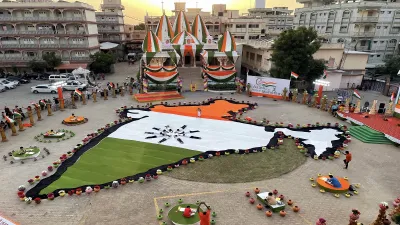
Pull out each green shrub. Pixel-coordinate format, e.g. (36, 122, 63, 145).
(148, 84, 177, 92)
(208, 83, 236, 91)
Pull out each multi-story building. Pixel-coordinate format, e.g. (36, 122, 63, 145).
(294, 0, 400, 68)
(95, 0, 125, 57)
(225, 7, 294, 40)
(124, 25, 146, 53)
(0, 0, 99, 71)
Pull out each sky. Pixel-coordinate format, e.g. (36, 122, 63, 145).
(86, 0, 301, 24)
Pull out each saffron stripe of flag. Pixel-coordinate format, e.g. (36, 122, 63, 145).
(74, 89, 82, 96)
(353, 90, 361, 99)
(290, 71, 299, 79)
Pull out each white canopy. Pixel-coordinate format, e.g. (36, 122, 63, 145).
(100, 42, 119, 50)
(72, 67, 90, 75)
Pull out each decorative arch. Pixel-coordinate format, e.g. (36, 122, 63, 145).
(342, 10, 351, 17)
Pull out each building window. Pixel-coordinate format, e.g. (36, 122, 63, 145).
(250, 53, 255, 60)
(377, 26, 381, 29)
(236, 24, 246, 28)
(343, 10, 350, 17)
(380, 41, 385, 43)
(373, 41, 378, 43)
(246, 52, 249, 59)
(256, 54, 262, 62)
(380, 11, 384, 14)
(377, 54, 381, 57)
(388, 11, 392, 14)
(389, 39, 397, 43)
(249, 24, 259, 28)
(384, 26, 388, 29)
(218, 12, 223, 16)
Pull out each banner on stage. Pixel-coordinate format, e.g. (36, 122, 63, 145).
(246, 75, 290, 99)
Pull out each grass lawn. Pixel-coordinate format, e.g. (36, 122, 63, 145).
(40, 137, 200, 194)
(165, 139, 306, 183)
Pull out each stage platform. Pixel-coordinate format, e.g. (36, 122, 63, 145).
(133, 91, 184, 103)
(338, 112, 400, 144)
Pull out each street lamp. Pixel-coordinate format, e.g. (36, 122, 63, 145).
(313, 79, 330, 104)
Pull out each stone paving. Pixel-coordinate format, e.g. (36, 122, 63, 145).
(0, 64, 399, 225)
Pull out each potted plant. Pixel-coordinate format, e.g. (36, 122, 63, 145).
(47, 193, 55, 200)
(235, 149, 240, 154)
(245, 149, 249, 154)
(34, 175, 40, 181)
(156, 169, 162, 175)
(153, 174, 158, 179)
(190, 158, 195, 163)
(120, 178, 127, 185)
(249, 198, 255, 204)
(138, 177, 144, 183)
(167, 166, 173, 171)
(94, 185, 101, 192)
(278, 194, 284, 200)
(42, 171, 47, 176)
(53, 162, 59, 168)
(68, 190, 75, 196)
(182, 159, 188, 165)
(215, 151, 221, 156)
(112, 181, 119, 188)
(34, 197, 41, 204)
(208, 154, 213, 159)
(47, 166, 53, 172)
(198, 155, 204, 161)
(25, 197, 32, 204)
(76, 188, 82, 195)
(58, 190, 66, 197)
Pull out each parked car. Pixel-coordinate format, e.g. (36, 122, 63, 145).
(5, 78, 20, 86)
(31, 84, 57, 94)
(0, 84, 6, 92)
(0, 79, 17, 89)
(49, 74, 68, 82)
(6, 76, 30, 84)
(61, 80, 87, 91)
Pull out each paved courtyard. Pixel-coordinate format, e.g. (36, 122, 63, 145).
(0, 64, 399, 225)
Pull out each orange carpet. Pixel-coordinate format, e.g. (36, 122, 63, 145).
(317, 176, 350, 192)
(150, 100, 249, 120)
(134, 91, 184, 103)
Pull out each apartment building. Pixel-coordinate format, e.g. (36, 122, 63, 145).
(124, 24, 146, 53)
(240, 40, 369, 90)
(225, 7, 294, 40)
(294, 0, 400, 68)
(95, 0, 125, 57)
(0, 0, 99, 70)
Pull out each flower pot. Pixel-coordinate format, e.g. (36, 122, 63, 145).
(48, 166, 53, 172)
(85, 186, 93, 194)
(18, 185, 26, 191)
(178, 198, 183, 203)
(245, 191, 251, 197)
(153, 175, 158, 179)
(182, 160, 188, 165)
(287, 199, 293, 205)
(249, 198, 255, 204)
(279, 210, 287, 217)
(164, 202, 170, 207)
(245, 150, 249, 154)
(215, 152, 220, 156)
(167, 166, 173, 171)
(266, 210, 273, 217)
(256, 204, 263, 210)
(212, 212, 217, 217)
(68, 190, 75, 196)
(42, 171, 47, 176)
(198, 156, 204, 161)
(272, 189, 278, 195)
(254, 188, 260, 194)
(120, 178, 127, 185)
(47, 193, 54, 200)
(94, 186, 101, 192)
(58, 190, 66, 197)
(34, 197, 41, 204)
(293, 205, 300, 212)
(190, 158, 195, 163)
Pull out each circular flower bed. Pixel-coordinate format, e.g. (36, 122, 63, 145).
(34, 129, 75, 143)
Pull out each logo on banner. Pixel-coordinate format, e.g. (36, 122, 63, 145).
(255, 78, 277, 92)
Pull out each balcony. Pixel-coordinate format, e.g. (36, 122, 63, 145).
(0, 30, 88, 35)
(0, 43, 89, 49)
(99, 36, 122, 42)
(96, 20, 120, 24)
(354, 17, 378, 23)
(0, 56, 90, 63)
(0, 16, 85, 22)
(98, 29, 122, 33)
(352, 32, 375, 37)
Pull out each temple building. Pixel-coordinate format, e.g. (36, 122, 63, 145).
(140, 11, 239, 92)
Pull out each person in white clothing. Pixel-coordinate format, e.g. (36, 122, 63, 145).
(197, 108, 202, 118)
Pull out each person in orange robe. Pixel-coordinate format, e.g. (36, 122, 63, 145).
(197, 202, 211, 225)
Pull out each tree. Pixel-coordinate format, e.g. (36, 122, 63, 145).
(89, 52, 116, 74)
(42, 52, 62, 70)
(383, 55, 400, 79)
(28, 60, 47, 72)
(134, 23, 145, 30)
(270, 27, 322, 81)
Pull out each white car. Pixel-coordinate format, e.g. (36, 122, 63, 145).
(49, 74, 68, 83)
(61, 80, 87, 91)
(31, 84, 58, 94)
(0, 79, 17, 89)
(0, 84, 6, 92)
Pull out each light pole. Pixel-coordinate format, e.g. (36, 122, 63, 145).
(313, 79, 330, 104)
